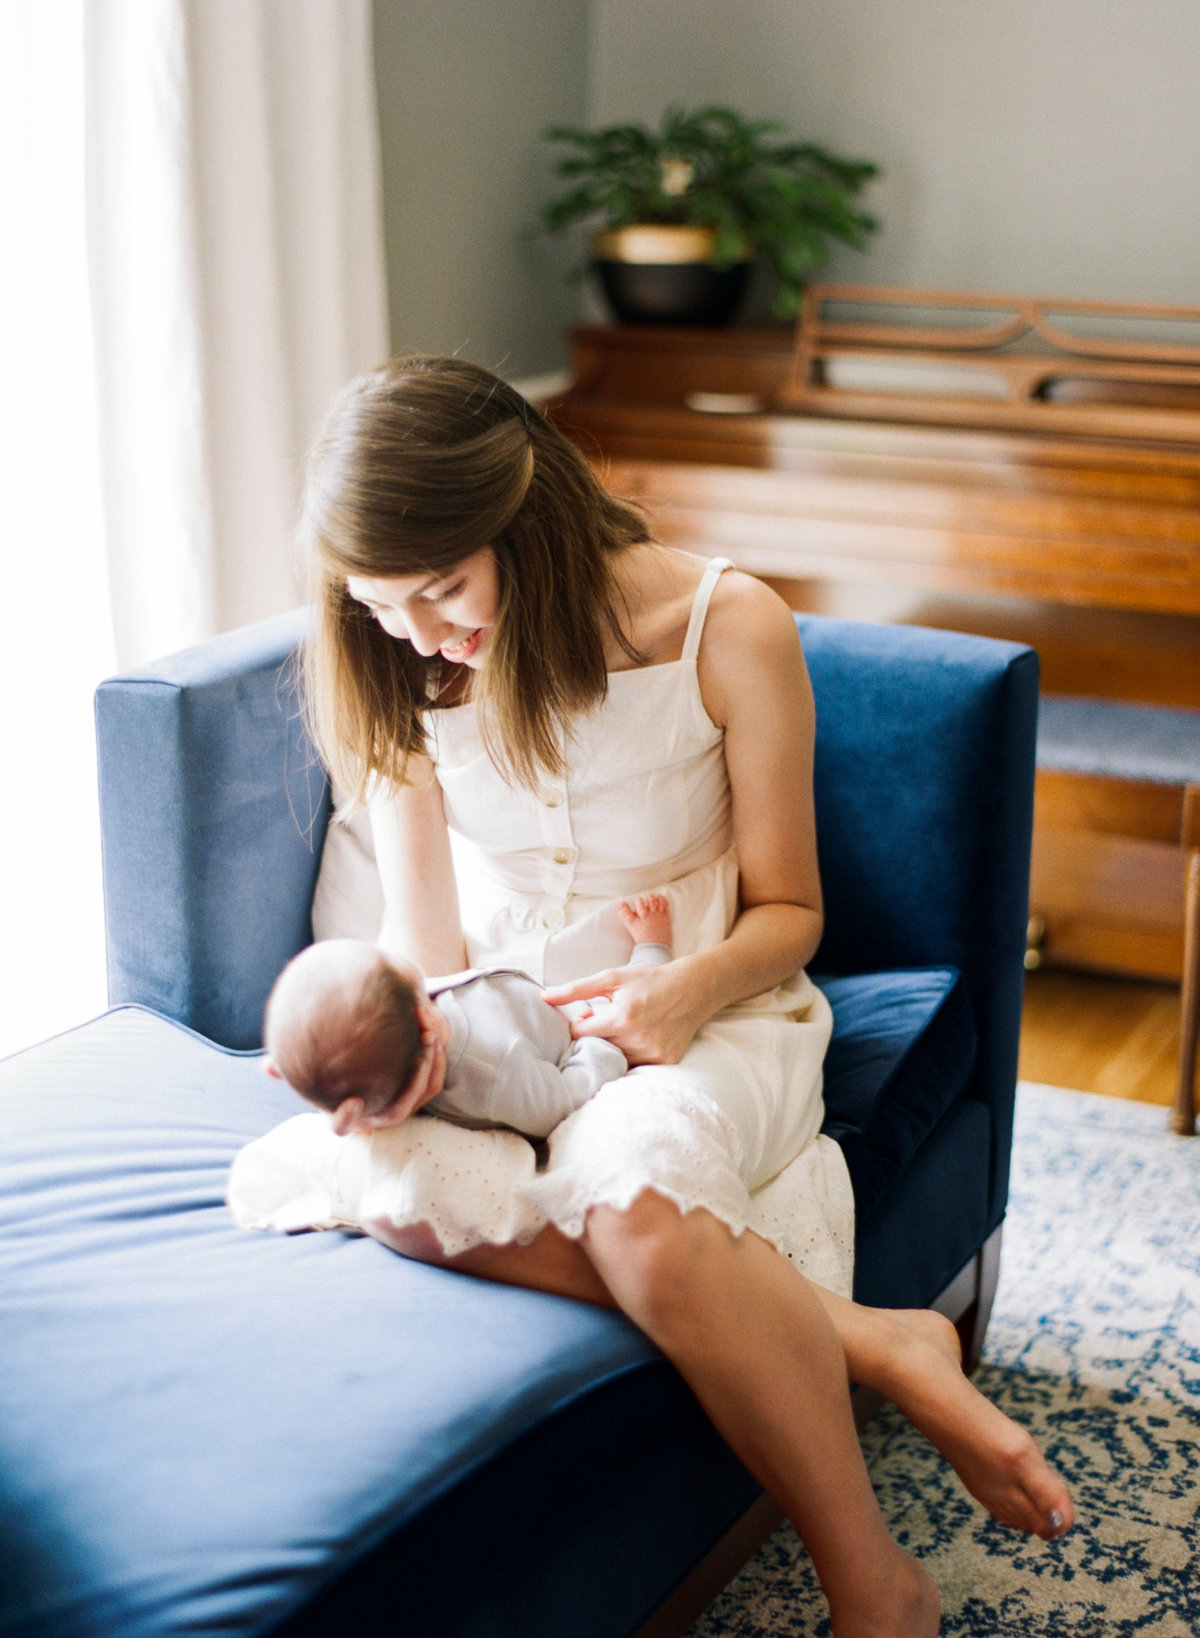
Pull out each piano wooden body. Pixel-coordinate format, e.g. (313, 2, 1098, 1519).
(548, 309, 1200, 983)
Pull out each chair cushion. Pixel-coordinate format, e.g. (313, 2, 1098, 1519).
(0, 982, 976, 1637)
(817, 968, 978, 1220)
(0, 1007, 760, 1638)
(1037, 694, 1200, 784)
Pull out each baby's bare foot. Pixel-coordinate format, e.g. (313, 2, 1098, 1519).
(618, 892, 673, 948)
(883, 1310, 1072, 1540)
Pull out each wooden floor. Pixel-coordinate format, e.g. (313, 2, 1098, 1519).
(1019, 968, 1180, 1108)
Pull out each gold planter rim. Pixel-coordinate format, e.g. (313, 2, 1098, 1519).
(592, 224, 749, 265)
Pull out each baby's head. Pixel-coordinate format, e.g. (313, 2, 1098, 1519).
(264, 940, 438, 1134)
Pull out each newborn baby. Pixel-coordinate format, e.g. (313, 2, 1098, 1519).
(263, 894, 673, 1140)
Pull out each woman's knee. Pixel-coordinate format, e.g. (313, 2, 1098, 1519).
(583, 1190, 732, 1329)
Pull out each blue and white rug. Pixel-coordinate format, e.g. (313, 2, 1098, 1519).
(690, 1084, 1200, 1636)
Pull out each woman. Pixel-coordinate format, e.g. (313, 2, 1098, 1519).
(303, 356, 1072, 1638)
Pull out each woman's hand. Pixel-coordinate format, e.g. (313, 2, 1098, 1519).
(543, 959, 707, 1066)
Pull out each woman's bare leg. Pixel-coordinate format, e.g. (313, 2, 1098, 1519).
(581, 1192, 939, 1638)
(377, 1219, 616, 1306)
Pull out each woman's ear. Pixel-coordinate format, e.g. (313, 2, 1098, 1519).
(330, 1097, 366, 1137)
(262, 1057, 283, 1079)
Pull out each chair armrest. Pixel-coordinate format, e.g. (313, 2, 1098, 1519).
(94, 609, 329, 1050)
(799, 614, 1040, 1224)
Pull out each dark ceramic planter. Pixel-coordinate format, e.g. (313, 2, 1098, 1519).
(593, 258, 752, 326)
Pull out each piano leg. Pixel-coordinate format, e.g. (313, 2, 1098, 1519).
(1172, 834, 1200, 1136)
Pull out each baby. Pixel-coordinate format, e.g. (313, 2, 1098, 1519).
(263, 894, 673, 1141)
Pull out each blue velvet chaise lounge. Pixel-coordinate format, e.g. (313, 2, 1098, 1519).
(0, 611, 1038, 1638)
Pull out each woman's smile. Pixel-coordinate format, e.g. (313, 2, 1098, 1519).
(439, 627, 484, 664)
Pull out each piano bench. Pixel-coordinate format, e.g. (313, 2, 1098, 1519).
(1031, 695, 1200, 1134)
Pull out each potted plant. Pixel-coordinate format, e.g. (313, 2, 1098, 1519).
(540, 105, 880, 326)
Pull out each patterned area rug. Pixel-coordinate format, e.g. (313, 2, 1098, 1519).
(689, 1084, 1200, 1636)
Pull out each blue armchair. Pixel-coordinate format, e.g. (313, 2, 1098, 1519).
(0, 611, 1037, 1638)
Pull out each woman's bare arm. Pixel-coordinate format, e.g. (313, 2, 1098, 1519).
(684, 570, 824, 998)
(544, 573, 823, 1064)
(369, 754, 468, 975)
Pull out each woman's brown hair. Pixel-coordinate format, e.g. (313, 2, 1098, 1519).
(302, 356, 650, 798)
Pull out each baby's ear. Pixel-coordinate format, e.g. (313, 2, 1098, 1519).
(262, 1057, 283, 1079)
(329, 1097, 366, 1138)
(414, 995, 441, 1040)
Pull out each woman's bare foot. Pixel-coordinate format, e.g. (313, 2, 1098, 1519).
(828, 1547, 940, 1638)
(875, 1309, 1073, 1541)
(618, 892, 673, 948)
(892, 1306, 962, 1367)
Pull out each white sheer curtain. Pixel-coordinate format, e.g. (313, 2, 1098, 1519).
(0, 3, 114, 1059)
(0, 0, 388, 1057)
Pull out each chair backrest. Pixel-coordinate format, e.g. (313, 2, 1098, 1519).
(798, 613, 1039, 1218)
(96, 608, 329, 1052)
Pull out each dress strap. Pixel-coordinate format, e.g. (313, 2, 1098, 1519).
(681, 558, 734, 663)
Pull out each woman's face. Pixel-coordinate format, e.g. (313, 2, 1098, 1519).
(346, 546, 499, 669)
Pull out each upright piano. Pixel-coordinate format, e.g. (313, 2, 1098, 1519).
(547, 296, 1200, 984)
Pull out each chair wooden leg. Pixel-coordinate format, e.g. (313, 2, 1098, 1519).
(958, 1225, 1003, 1375)
(1171, 849, 1200, 1136)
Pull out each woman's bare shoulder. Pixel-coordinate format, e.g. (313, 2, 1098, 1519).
(705, 569, 805, 669)
(699, 571, 808, 725)
(611, 549, 801, 674)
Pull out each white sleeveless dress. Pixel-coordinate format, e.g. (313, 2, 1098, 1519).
(231, 560, 855, 1297)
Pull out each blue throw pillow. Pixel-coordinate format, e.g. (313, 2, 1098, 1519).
(817, 968, 977, 1219)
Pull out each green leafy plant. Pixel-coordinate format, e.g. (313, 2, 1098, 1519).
(541, 105, 880, 318)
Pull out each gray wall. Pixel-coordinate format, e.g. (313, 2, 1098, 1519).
(371, 0, 1200, 373)
(589, 0, 1200, 305)
(372, 0, 588, 378)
